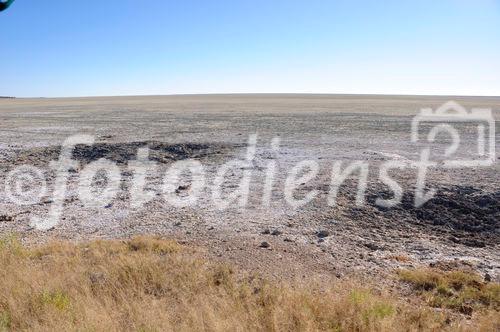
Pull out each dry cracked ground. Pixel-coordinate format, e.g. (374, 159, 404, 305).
(0, 94, 498, 285)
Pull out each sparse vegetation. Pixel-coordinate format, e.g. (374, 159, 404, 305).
(0, 235, 497, 331)
(399, 268, 500, 315)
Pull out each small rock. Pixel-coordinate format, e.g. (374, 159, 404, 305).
(271, 229, 282, 236)
(484, 273, 492, 282)
(316, 230, 330, 238)
(0, 215, 13, 222)
(261, 229, 271, 235)
(365, 242, 382, 251)
(176, 185, 190, 192)
(259, 241, 271, 248)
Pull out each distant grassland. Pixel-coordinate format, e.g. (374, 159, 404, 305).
(0, 235, 498, 331)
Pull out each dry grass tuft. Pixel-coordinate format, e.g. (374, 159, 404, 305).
(399, 268, 500, 315)
(0, 235, 497, 331)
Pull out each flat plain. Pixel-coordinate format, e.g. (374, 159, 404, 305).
(0, 94, 499, 283)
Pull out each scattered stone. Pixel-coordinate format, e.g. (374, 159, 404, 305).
(283, 238, 293, 243)
(316, 230, 330, 238)
(0, 215, 13, 222)
(261, 229, 271, 235)
(175, 185, 190, 193)
(259, 241, 271, 248)
(484, 273, 492, 282)
(365, 242, 383, 251)
(271, 229, 282, 236)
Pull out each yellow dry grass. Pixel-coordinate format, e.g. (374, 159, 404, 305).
(0, 235, 497, 331)
(398, 268, 500, 315)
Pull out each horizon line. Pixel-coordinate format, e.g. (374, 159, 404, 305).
(5, 92, 500, 100)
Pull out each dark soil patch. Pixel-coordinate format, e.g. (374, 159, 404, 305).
(8, 141, 235, 166)
(316, 180, 499, 248)
(360, 185, 500, 247)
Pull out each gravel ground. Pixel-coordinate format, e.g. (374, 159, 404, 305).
(0, 94, 498, 283)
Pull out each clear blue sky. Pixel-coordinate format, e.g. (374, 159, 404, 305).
(1, 0, 499, 97)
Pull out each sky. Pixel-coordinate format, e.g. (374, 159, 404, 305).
(1, 0, 499, 97)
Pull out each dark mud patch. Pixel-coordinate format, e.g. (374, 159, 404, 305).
(7, 141, 236, 166)
(358, 185, 499, 247)
(310, 181, 499, 248)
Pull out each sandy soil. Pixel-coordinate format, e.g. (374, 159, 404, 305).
(0, 94, 498, 283)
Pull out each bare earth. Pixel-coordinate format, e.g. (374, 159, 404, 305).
(0, 94, 498, 284)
